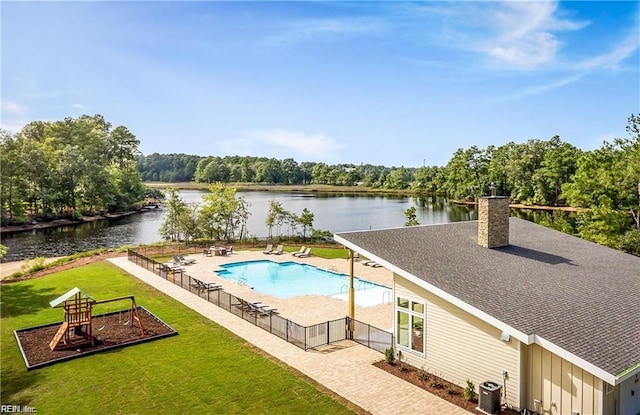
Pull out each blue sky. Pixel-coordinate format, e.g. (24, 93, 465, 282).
(2, 1, 638, 167)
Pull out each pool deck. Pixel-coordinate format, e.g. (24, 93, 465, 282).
(169, 249, 395, 328)
(109, 251, 470, 415)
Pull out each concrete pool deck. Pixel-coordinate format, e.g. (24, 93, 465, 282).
(168, 249, 395, 328)
(109, 253, 469, 415)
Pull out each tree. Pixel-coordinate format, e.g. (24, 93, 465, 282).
(198, 183, 249, 241)
(562, 114, 640, 232)
(265, 199, 288, 238)
(386, 167, 410, 189)
(159, 188, 189, 241)
(404, 206, 419, 226)
(298, 208, 314, 240)
(575, 196, 632, 250)
(531, 137, 582, 206)
(0, 130, 27, 221)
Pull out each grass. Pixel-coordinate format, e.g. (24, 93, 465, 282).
(1, 261, 359, 414)
(248, 245, 353, 260)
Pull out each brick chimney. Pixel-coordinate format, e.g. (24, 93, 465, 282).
(478, 196, 509, 248)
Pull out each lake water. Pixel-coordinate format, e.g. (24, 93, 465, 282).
(1, 190, 476, 262)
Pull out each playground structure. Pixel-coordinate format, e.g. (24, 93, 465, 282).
(48, 288, 144, 350)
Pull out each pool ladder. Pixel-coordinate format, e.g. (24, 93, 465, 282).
(339, 282, 369, 294)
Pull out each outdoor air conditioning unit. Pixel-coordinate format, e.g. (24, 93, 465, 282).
(478, 381, 502, 414)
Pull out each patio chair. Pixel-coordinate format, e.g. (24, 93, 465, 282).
(294, 247, 312, 258)
(239, 299, 277, 317)
(273, 244, 284, 255)
(233, 298, 262, 312)
(251, 304, 278, 317)
(190, 278, 222, 293)
(292, 246, 306, 255)
(161, 263, 185, 276)
(175, 254, 196, 265)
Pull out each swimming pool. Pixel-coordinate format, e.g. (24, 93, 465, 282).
(215, 260, 391, 307)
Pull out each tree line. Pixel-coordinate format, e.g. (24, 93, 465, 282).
(137, 115, 638, 210)
(1, 115, 147, 225)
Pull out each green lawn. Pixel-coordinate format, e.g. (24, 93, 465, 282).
(1, 262, 360, 414)
(247, 245, 354, 260)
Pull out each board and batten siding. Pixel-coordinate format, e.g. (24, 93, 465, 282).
(395, 276, 522, 410)
(526, 343, 605, 415)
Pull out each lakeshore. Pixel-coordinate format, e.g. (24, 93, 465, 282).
(0, 208, 158, 235)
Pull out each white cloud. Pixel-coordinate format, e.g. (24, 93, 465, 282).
(477, 1, 589, 69)
(72, 103, 88, 112)
(262, 16, 386, 47)
(493, 73, 586, 102)
(257, 129, 344, 158)
(577, 29, 640, 71)
(410, 1, 588, 70)
(221, 129, 344, 161)
(0, 101, 29, 133)
(1, 101, 28, 117)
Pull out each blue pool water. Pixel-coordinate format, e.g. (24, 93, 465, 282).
(215, 260, 391, 306)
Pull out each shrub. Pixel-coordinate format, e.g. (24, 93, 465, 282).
(384, 347, 395, 364)
(10, 271, 24, 279)
(430, 379, 443, 389)
(447, 387, 458, 395)
(464, 379, 476, 401)
(399, 363, 409, 372)
(417, 367, 429, 381)
(21, 257, 46, 273)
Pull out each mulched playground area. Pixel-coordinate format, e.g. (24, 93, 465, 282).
(15, 307, 177, 370)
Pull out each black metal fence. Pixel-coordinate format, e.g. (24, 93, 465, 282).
(127, 249, 393, 353)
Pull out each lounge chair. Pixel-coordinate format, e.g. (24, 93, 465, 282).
(363, 260, 382, 268)
(174, 254, 196, 265)
(241, 299, 278, 317)
(273, 244, 284, 255)
(233, 298, 276, 315)
(263, 244, 273, 254)
(190, 279, 222, 293)
(161, 263, 185, 274)
(292, 246, 306, 256)
(294, 247, 312, 258)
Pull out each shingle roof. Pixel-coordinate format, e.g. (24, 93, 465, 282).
(335, 217, 640, 377)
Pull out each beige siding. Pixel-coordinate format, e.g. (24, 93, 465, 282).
(395, 276, 521, 409)
(526, 343, 604, 415)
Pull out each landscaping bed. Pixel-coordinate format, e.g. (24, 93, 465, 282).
(15, 306, 177, 370)
(373, 360, 520, 414)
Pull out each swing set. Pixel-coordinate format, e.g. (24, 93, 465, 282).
(48, 288, 144, 351)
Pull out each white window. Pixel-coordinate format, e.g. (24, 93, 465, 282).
(396, 296, 425, 354)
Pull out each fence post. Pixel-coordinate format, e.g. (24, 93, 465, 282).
(304, 326, 308, 351)
(327, 321, 330, 345)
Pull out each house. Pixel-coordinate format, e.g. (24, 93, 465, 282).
(335, 196, 640, 415)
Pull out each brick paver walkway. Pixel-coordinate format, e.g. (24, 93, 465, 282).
(109, 256, 470, 415)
